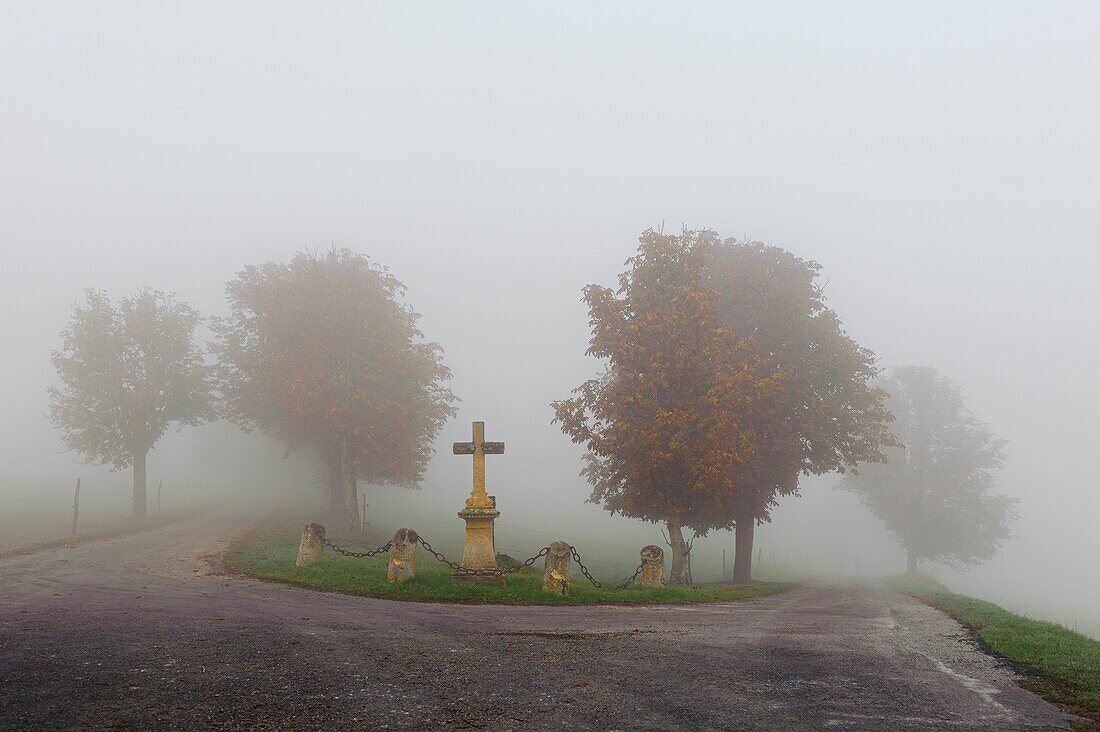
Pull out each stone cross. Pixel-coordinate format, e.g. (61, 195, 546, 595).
(452, 421, 505, 583)
(453, 421, 505, 509)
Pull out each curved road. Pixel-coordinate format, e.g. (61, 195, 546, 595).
(0, 515, 1074, 731)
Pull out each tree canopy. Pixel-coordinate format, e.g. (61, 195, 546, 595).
(841, 366, 1014, 574)
(554, 230, 896, 583)
(48, 288, 211, 517)
(553, 230, 782, 582)
(706, 237, 896, 580)
(211, 248, 457, 527)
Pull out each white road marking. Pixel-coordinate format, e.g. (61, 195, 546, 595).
(921, 652, 1014, 719)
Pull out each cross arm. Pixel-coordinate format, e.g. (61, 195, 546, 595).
(452, 441, 505, 455)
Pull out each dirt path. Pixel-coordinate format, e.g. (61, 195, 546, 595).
(0, 514, 1075, 731)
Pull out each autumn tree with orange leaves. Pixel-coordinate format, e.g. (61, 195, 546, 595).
(706, 238, 896, 582)
(553, 231, 782, 583)
(212, 249, 456, 528)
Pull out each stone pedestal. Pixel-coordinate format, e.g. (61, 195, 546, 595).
(296, 523, 326, 567)
(640, 544, 665, 587)
(388, 528, 418, 583)
(454, 505, 503, 585)
(542, 541, 572, 595)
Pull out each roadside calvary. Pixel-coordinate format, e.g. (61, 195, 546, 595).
(0, 514, 1075, 731)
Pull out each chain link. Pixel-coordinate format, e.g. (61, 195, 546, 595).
(322, 537, 393, 558)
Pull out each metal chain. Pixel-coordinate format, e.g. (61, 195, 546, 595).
(416, 536, 551, 577)
(570, 546, 645, 590)
(568, 545, 606, 589)
(326, 533, 644, 591)
(617, 563, 645, 590)
(322, 537, 393, 558)
(513, 545, 552, 572)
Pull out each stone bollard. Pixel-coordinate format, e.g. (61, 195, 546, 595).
(387, 528, 418, 583)
(640, 545, 665, 587)
(296, 523, 326, 567)
(541, 541, 572, 595)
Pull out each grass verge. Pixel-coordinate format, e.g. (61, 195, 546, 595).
(888, 575, 1100, 728)
(226, 528, 792, 606)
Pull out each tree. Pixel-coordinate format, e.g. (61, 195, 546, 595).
(706, 238, 896, 582)
(553, 231, 781, 583)
(840, 366, 1014, 575)
(48, 289, 211, 518)
(211, 249, 457, 529)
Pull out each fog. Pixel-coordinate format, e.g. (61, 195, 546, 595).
(2, 3, 1097, 637)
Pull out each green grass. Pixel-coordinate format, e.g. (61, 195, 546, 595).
(226, 528, 792, 606)
(889, 575, 1100, 727)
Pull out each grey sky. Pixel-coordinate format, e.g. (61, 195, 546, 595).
(1, 2, 1097, 634)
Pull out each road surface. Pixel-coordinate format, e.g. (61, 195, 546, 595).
(0, 514, 1075, 731)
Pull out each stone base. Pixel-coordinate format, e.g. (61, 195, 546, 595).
(455, 504, 501, 584)
(452, 571, 506, 586)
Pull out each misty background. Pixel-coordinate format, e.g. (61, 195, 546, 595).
(1, 2, 1097, 636)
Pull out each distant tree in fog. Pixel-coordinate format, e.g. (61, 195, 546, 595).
(211, 249, 456, 530)
(553, 231, 783, 584)
(841, 366, 1015, 575)
(706, 237, 896, 583)
(48, 289, 212, 518)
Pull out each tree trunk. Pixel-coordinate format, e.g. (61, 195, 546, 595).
(132, 450, 148, 519)
(327, 442, 359, 531)
(666, 520, 693, 585)
(907, 549, 918, 576)
(733, 511, 754, 584)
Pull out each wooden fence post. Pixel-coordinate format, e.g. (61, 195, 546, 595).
(157, 480, 163, 515)
(71, 478, 81, 536)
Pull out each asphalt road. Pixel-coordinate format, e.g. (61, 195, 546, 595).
(0, 514, 1075, 731)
